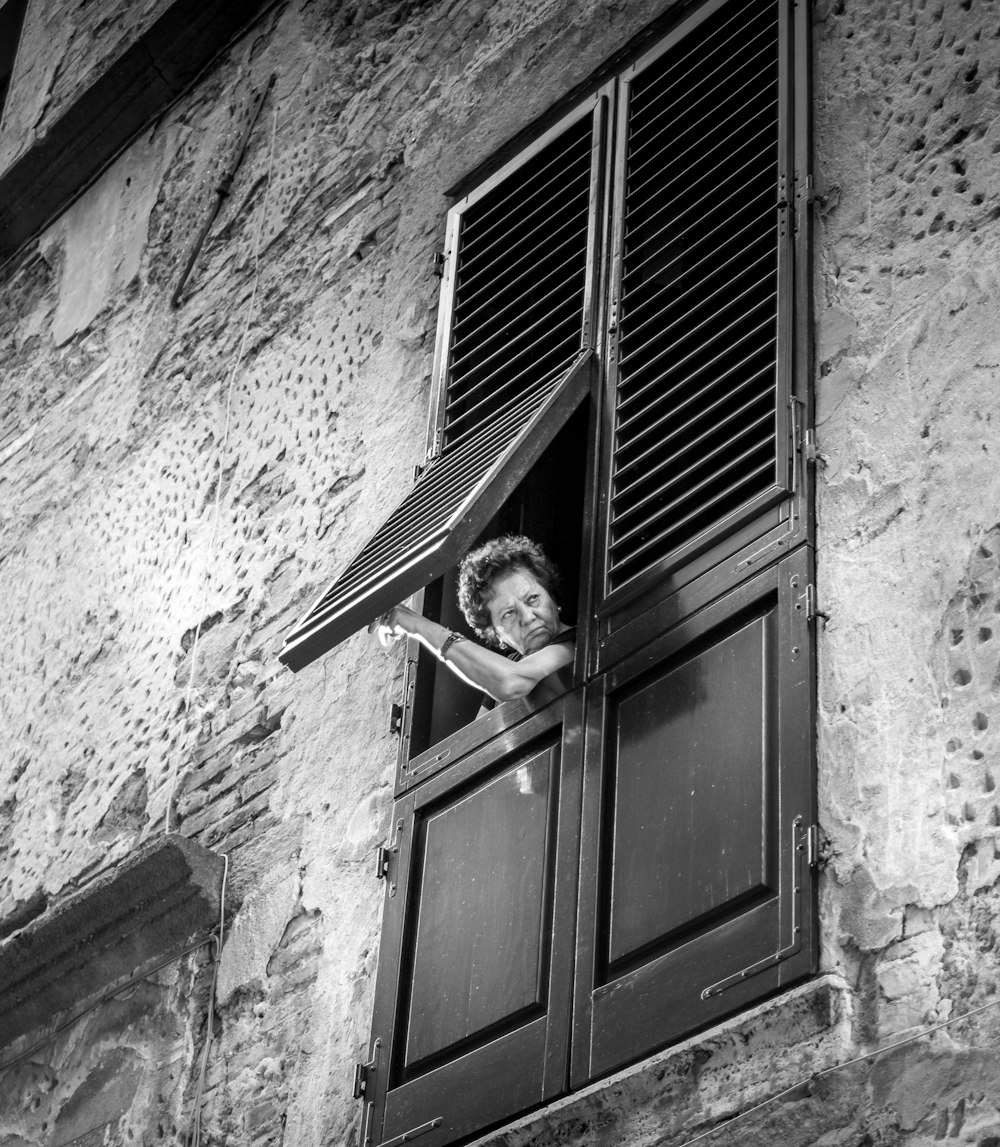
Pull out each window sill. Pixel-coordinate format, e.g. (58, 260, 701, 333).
(470, 976, 852, 1147)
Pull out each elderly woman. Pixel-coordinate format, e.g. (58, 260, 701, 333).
(373, 535, 574, 705)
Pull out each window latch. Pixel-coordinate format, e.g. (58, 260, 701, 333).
(353, 1038, 381, 1099)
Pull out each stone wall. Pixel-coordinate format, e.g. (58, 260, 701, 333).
(3, 0, 1000, 1144)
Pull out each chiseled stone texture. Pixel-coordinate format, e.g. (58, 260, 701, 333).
(0, 0, 176, 172)
(814, 0, 1000, 1133)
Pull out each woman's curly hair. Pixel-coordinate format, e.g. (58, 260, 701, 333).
(458, 535, 561, 647)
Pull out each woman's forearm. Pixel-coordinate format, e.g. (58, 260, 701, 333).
(378, 605, 568, 701)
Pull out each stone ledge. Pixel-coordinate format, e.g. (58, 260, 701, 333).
(472, 976, 854, 1147)
(0, 834, 224, 1048)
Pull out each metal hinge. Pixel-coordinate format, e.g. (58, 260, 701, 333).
(805, 583, 830, 624)
(795, 172, 818, 207)
(432, 250, 445, 277)
(375, 819, 404, 895)
(353, 1038, 381, 1099)
(388, 702, 403, 736)
(805, 822, 820, 867)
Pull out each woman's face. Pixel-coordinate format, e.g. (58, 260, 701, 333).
(484, 566, 561, 655)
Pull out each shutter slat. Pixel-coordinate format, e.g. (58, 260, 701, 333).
(617, 313, 775, 427)
(625, 48, 778, 187)
(442, 114, 594, 449)
(449, 261, 586, 375)
(625, 0, 768, 139)
(455, 183, 590, 303)
(451, 234, 585, 348)
(614, 364, 775, 490)
(447, 290, 585, 413)
(444, 347, 579, 448)
(617, 254, 776, 373)
(609, 438, 775, 573)
(622, 122, 776, 256)
(617, 291, 777, 414)
(612, 403, 776, 536)
(459, 128, 591, 245)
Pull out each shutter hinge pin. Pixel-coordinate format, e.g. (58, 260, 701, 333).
(375, 819, 404, 894)
(389, 702, 403, 736)
(795, 172, 818, 206)
(806, 823, 821, 867)
(432, 251, 446, 277)
(806, 583, 830, 625)
(353, 1038, 381, 1100)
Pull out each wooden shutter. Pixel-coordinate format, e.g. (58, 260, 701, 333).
(598, 0, 797, 625)
(364, 696, 584, 1147)
(572, 547, 814, 1082)
(279, 96, 605, 673)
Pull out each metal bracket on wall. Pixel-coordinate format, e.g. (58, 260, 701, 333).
(700, 815, 813, 999)
(374, 819, 404, 896)
(354, 1037, 381, 1100)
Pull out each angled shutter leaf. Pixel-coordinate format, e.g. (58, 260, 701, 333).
(608, 0, 784, 594)
(278, 351, 592, 672)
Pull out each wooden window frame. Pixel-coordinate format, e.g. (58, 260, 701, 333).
(342, 1, 815, 1144)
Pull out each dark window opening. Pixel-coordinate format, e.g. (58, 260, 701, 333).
(405, 403, 590, 760)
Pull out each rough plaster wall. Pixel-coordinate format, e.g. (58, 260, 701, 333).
(0, 0, 173, 172)
(813, 0, 1000, 1141)
(0, 954, 211, 1147)
(0, 1, 673, 1145)
(7, 0, 1000, 1143)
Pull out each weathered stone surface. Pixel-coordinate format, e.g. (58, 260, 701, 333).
(0, 834, 222, 1046)
(4, 0, 1000, 1144)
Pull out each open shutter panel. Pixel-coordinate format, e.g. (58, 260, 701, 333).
(278, 98, 602, 673)
(606, 0, 790, 599)
(278, 353, 591, 671)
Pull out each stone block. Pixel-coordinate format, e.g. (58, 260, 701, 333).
(0, 833, 223, 1048)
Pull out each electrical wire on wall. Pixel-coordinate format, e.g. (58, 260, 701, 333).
(164, 83, 279, 838)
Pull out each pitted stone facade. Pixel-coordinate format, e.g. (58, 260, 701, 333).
(3, 1, 1000, 1145)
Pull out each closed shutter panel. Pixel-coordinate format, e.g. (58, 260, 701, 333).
(572, 546, 815, 1083)
(603, 0, 792, 607)
(366, 696, 584, 1147)
(279, 99, 603, 672)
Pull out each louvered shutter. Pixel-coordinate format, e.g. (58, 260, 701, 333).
(600, 0, 794, 615)
(279, 99, 604, 672)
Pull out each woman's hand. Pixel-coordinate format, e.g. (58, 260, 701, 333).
(369, 604, 421, 647)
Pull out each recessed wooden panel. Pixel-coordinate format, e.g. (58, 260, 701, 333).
(403, 747, 557, 1071)
(605, 608, 775, 969)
